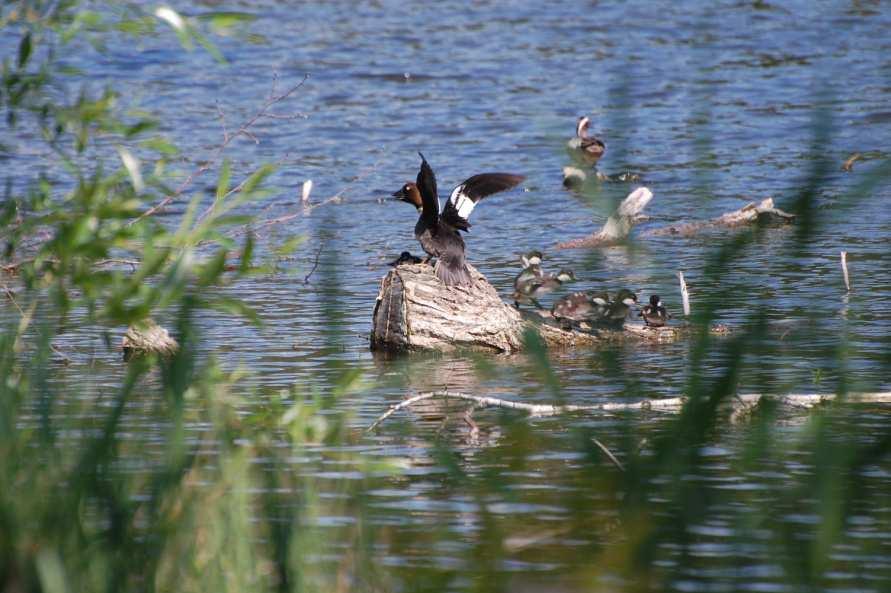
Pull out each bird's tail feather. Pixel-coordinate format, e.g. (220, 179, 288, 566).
(434, 258, 472, 287)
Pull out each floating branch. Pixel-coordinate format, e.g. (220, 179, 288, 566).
(367, 390, 891, 432)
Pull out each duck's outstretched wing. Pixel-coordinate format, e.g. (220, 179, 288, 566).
(442, 173, 524, 231)
(416, 152, 439, 224)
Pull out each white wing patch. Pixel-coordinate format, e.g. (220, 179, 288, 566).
(449, 185, 476, 220)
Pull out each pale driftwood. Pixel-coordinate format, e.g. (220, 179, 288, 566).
(371, 262, 525, 353)
(122, 319, 179, 360)
(557, 187, 654, 248)
(841, 251, 851, 292)
(678, 271, 691, 316)
(645, 198, 795, 238)
(367, 390, 891, 431)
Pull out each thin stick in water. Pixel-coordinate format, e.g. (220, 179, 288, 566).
(840, 251, 851, 292)
(677, 271, 691, 316)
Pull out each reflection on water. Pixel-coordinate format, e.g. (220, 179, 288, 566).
(3, 0, 891, 591)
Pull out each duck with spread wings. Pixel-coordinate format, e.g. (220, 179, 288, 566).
(392, 153, 525, 286)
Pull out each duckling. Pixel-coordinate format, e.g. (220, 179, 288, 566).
(389, 251, 423, 267)
(599, 288, 638, 325)
(520, 250, 543, 269)
(639, 294, 672, 327)
(513, 269, 575, 309)
(392, 153, 525, 286)
(552, 290, 610, 324)
(567, 116, 606, 163)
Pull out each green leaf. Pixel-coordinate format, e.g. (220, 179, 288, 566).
(198, 249, 228, 286)
(275, 235, 306, 257)
(17, 32, 32, 69)
(140, 137, 179, 156)
(123, 119, 158, 138)
(198, 11, 258, 32)
(242, 164, 276, 195)
(216, 158, 231, 203)
(208, 296, 261, 326)
(239, 233, 254, 274)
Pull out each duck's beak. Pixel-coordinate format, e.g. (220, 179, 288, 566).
(391, 189, 406, 201)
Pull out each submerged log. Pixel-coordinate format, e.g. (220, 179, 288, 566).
(645, 198, 795, 237)
(556, 187, 654, 249)
(122, 319, 179, 361)
(557, 192, 795, 249)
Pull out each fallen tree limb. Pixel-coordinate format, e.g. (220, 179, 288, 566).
(556, 187, 653, 248)
(645, 198, 794, 237)
(557, 194, 795, 249)
(367, 390, 891, 431)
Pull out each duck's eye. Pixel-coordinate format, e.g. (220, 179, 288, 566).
(405, 185, 410, 191)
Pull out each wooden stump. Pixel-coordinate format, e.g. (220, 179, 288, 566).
(122, 319, 179, 361)
(371, 262, 525, 353)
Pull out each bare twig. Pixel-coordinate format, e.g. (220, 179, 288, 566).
(238, 156, 383, 237)
(842, 153, 862, 172)
(592, 437, 625, 472)
(130, 74, 310, 225)
(463, 408, 480, 440)
(303, 243, 324, 284)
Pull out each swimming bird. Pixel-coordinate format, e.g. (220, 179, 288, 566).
(513, 269, 576, 309)
(567, 116, 606, 163)
(639, 294, 671, 327)
(392, 153, 525, 286)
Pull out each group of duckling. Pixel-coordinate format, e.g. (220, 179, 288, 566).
(512, 250, 672, 331)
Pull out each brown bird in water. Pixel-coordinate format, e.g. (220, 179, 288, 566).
(392, 153, 525, 286)
(567, 116, 606, 163)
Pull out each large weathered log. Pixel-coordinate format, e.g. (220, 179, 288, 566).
(370, 261, 689, 353)
(371, 262, 525, 352)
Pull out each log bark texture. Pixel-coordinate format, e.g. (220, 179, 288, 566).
(371, 262, 525, 353)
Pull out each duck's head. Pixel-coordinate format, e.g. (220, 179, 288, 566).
(590, 291, 610, 306)
(615, 289, 638, 306)
(576, 116, 590, 138)
(649, 294, 661, 308)
(556, 269, 576, 283)
(392, 182, 423, 211)
(521, 250, 543, 268)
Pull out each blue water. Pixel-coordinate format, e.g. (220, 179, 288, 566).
(3, 1, 891, 591)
